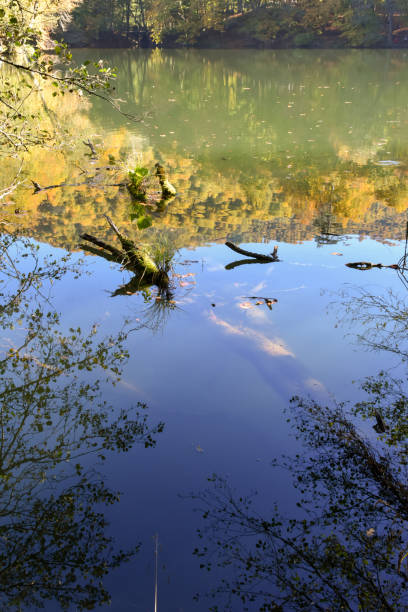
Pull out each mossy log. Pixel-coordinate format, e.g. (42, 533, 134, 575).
(80, 215, 169, 289)
(155, 163, 176, 199)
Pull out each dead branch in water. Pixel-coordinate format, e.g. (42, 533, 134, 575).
(83, 139, 97, 157)
(225, 242, 279, 262)
(31, 179, 127, 193)
(225, 258, 271, 270)
(346, 262, 401, 271)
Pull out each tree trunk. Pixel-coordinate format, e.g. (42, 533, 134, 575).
(385, 0, 393, 46)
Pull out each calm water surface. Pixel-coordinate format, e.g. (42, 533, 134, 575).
(1, 50, 408, 610)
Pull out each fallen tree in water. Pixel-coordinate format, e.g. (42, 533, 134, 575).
(80, 215, 171, 292)
(225, 241, 279, 262)
(225, 241, 279, 270)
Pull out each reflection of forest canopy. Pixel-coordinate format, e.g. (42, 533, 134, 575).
(0, 233, 164, 609)
(6, 143, 408, 250)
(3, 50, 408, 250)
(192, 388, 408, 610)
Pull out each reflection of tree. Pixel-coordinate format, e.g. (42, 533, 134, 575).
(6, 50, 408, 251)
(313, 185, 343, 246)
(192, 390, 408, 611)
(0, 478, 136, 610)
(356, 373, 408, 447)
(337, 286, 408, 361)
(0, 234, 164, 609)
(192, 279, 408, 610)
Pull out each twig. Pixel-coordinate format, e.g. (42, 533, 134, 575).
(83, 139, 97, 157)
(154, 533, 159, 612)
(103, 214, 123, 239)
(31, 179, 127, 193)
(0, 57, 140, 121)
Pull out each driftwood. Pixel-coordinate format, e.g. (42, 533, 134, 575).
(225, 242, 279, 262)
(225, 242, 279, 270)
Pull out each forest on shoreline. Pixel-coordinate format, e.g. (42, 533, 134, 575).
(63, 0, 408, 49)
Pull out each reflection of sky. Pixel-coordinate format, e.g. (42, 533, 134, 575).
(39, 230, 406, 610)
(10, 47, 408, 609)
(6, 48, 408, 256)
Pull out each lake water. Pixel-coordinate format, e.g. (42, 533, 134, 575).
(1, 49, 408, 610)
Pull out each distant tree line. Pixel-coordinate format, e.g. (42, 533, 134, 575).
(68, 0, 408, 47)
